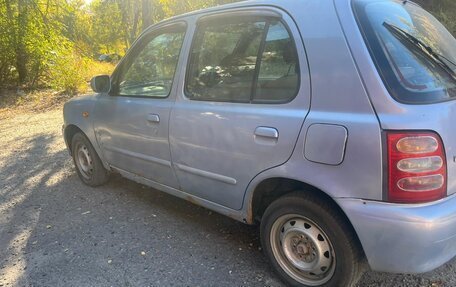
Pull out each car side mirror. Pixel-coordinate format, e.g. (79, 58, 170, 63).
(90, 75, 111, 93)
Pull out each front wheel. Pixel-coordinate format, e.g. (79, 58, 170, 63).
(260, 193, 365, 287)
(71, 132, 109, 187)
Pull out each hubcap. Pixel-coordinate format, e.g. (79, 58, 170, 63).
(270, 215, 335, 286)
(75, 143, 93, 180)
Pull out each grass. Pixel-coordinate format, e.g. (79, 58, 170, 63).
(0, 60, 116, 119)
(0, 89, 73, 119)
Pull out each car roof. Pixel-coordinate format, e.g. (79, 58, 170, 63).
(161, 0, 283, 21)
(143, 0, 334, 32)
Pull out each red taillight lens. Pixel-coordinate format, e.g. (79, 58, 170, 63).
(387, 131, 447, 203)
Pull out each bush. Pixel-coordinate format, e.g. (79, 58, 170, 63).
(84, 61, 116, 92)
(48, 50, 116, 94)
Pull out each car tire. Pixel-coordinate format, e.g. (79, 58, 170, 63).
(71, 132, 109, 187)
(260, 192, 365, 287)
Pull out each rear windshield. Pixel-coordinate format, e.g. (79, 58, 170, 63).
(353, 0, 456, 104)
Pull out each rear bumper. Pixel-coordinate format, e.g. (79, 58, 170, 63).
(337, 194, 456, 273)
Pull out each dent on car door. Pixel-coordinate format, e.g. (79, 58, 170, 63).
(93, 23, 187, 189)
(170, 11, 310, 210)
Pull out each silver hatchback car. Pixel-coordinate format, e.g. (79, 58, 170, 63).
(62, 0, 456, 286)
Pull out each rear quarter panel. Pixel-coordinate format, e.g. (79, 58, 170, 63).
(335, 0, 456, 196)
(242, 0, 383, 221)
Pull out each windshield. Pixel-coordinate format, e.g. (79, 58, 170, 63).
(353, 0, 456, 104)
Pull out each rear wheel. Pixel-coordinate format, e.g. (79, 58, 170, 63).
(260, 192, 364, 287)
(71, 132, 109, 187)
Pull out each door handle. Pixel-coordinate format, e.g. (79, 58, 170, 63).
(147, 114, 160, 123)
(255, 127, 279, 139)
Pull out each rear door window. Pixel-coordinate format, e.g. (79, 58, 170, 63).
(185, 16, 299, 103)
(353, 0, 456, 104)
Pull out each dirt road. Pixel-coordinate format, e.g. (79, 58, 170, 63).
(0, 109, 453, 286)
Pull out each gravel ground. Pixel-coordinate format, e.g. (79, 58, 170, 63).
(0, 108, 454, 287)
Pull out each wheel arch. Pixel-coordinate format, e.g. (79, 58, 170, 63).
(63, 124, 109, 170)
(248, 177, 366, 258)
(64, 124, 84, 153)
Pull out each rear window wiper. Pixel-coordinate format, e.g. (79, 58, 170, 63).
(383, 22, 456, 81)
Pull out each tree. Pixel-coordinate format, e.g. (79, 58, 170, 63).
(0, 0, 453, 92)
(142, 0, 153, 30)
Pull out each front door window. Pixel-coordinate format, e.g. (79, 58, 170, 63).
(116, 26, 186, 98)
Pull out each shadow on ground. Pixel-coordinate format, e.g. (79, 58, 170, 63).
(0, 131, 276, 286)
(0, 118, 455, 286)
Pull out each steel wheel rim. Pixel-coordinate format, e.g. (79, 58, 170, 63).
(75, 143, 93, 180)
(270, 214, 336, 286)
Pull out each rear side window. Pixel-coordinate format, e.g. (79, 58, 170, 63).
(353, 0, 456, 104)
(185, 16, 299, 103)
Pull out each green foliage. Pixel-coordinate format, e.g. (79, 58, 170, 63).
(48, 48, 90, 94)
(0, 0, 454, 95)
(0, 0, 240, 93)
(48, 48, 116, 94)
(0, 1, 15, 85)
(90, 0, 125, 53)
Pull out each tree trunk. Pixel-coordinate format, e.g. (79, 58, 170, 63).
(142, 0, 152, 31)
(130, 7, 140, 44)
(16, 0, 28, 85)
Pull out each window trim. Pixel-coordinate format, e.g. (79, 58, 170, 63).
(197, 9, 282, 23)
(109, 22, 187, 99)
(250, 21, 271, 102)
(184, 13, 301, 105)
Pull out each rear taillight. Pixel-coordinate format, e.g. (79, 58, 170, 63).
(387, 131, 447, 203)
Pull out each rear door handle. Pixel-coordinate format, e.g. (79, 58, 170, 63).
(147, 114, 160, 123)
(255, 127, 279, 139)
